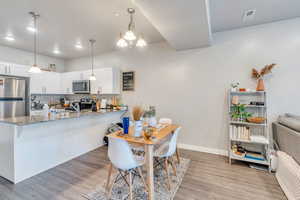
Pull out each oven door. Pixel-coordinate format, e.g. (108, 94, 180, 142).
(72, 80, 90, 94)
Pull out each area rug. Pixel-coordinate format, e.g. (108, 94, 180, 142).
(82, 157, 190, 200)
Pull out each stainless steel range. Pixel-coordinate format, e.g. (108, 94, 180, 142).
(0, 76, 29, 118)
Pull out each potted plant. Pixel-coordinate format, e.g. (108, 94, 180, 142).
(143, 106, 157, 127)
(252, 64, 277, 91)
(231, 104, 252, 122)
(230, 82, 240, 92)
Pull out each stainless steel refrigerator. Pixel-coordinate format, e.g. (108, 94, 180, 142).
(0, 76, 29, 118)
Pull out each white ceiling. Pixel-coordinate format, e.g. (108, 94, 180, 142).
(134, 0, 212, 50)
(0, 0, 164, 59)
(1, 0, 300, 59)
(210, 0, 300, 32)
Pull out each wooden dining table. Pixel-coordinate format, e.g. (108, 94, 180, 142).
(107, 124, 179, 200)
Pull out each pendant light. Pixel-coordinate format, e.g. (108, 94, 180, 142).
(89, 39, 96, 81)
(28, 12, 41, 73)
(116, 8, 147, 48)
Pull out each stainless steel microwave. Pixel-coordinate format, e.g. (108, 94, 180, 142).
(72, 80, 90, 94)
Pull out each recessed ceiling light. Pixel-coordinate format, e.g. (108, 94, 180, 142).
(53, 49, 61, 54)
(75, 42, 83, 49)
(114, 12, 120, 17)
(27, 26, 37, 33)
(4, 34, 15, 41)
(243, 9, 256, 22)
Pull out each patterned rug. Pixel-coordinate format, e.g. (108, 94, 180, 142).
(83, 157, 190, 200)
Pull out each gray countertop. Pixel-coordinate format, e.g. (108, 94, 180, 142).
(0, 110, 126, 126)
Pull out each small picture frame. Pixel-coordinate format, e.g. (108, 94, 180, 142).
(122, 71, 135, 91)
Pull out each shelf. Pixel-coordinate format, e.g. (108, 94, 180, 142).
(230, 121, 267, 127)
(230, 137, 269, 145)
(230, 91, 265, 95)
(230, 105, 266, 108)
(230, 152, 269, 166)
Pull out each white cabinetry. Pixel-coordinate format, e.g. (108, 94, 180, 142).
(91, 68, 120, 94)
(0, 63, 30, 77)
(61, 71, 77, 94)
(30, 72, 61, 94)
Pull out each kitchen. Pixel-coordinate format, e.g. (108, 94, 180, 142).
(0, 63, 127, 184)
(0, 0, 298, 200)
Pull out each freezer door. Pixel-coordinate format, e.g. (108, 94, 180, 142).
(0, 77, 26, 118)
(0, 100, 25, 118)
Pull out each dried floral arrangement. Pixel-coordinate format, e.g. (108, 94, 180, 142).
(252, 63, 277, 79)
(132, 106, 144, 121)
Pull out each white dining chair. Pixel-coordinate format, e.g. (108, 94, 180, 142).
(159, 118, 181, 164)
(106, 137, 148, 200)
(154, 127, 181, 191)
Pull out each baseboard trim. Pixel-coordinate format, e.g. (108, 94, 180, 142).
(178, 143, 228, 156)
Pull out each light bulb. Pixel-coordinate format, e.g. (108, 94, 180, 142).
(28, 65, 41, 73)
(89, 74, 96, 81)
(124, 30, 136, 41)
(53, 49, 61, 54)
(27, 26, 37, 33)
(116, 38, 128, 48)
(4, 34, 15, 42)
(75, 43, 83, 49)
(136, 37, 147, 47)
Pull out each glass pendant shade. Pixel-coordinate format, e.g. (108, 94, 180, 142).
(124, 30, 136, 41)
(29, 65, 41, 73)
(117, 37, 128, 48)
(89, 73, 96, 81)
(136, 37, 147, 47)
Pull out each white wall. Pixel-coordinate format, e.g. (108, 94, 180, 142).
(65, 18, 300, 153)
(0, 45, 65, 72)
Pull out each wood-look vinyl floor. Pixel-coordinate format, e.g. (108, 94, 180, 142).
(0, 147, 286, 200)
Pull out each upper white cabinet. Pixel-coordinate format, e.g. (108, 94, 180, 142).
(60, 71, 79, 94)
(30, 71, 61, 94)
(61, 68, 120, 95)
(91, 68, 120, 94)
(0, 61, 120, 95)
(0, 63, 30, 77)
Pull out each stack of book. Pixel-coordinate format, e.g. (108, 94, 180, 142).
(230, 125, 250, 141)
(245, 152, 265, 161)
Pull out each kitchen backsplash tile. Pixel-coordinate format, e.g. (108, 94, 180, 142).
(31, 94, 120, 106)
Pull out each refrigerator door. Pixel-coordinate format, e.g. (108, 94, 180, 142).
(0, 77, 26, 118)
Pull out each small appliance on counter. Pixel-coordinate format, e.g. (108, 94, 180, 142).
(100, 98, 107, 109)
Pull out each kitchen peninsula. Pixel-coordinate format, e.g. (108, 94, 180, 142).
(0, 109, 126, 183)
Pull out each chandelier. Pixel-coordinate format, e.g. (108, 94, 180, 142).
(116, 8, 147, 48)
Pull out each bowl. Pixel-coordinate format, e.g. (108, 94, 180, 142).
(247, 117, 265, 124)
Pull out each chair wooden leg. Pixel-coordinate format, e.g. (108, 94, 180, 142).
(129, 171, 133, 200)
(164, 158, 171, 191)
(107, 174, 117, 199)
(176, 147, 180, 164)
(137, 167, 148, 192)
(105, 163, 113, 192)
(169, 157, 177, 177)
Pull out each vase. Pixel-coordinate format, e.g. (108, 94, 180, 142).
(256, 78, 265, 91)
(134, 120, 143, 137)
(149, 117, 157, 127)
